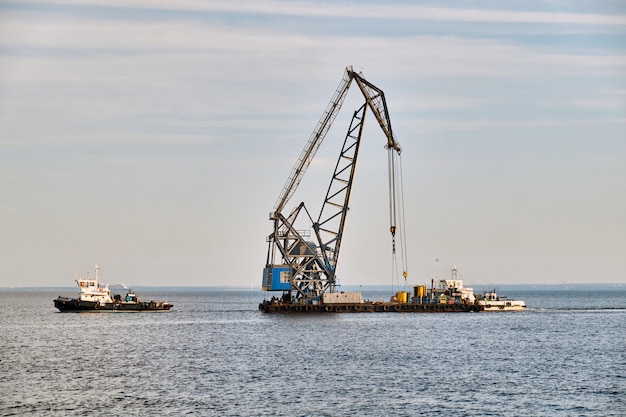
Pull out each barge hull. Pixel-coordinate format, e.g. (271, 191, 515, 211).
(259, 301, 482, 314)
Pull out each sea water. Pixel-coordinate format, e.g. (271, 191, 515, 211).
(1, 288, 624, 416)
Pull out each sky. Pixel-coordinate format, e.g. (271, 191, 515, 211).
(1, 0, 625, 288)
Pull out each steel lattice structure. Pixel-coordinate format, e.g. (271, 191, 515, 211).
(262, 66, 404, 302)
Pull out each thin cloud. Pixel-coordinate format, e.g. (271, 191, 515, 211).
(2, 16, 622, 80)
(410, 117, 626, 134)
(12, 0, 626, 26)
(566, 97, 626, 110)
(541, 90, 626, 111)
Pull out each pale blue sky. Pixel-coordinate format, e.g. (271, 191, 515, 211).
(1, 0, 625, 287)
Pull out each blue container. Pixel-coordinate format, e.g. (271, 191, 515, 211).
(262, 266, 291, 291)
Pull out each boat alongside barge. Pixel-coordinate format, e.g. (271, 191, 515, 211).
(53, 265, 172, 313)
(477, 289, 526, 312)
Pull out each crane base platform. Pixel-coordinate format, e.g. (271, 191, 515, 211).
(258, 301, 483, 314)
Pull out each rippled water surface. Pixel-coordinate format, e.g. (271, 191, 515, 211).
(1, 288, 625, 416)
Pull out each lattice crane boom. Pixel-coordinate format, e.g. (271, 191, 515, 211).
(263, 66, 407, 301)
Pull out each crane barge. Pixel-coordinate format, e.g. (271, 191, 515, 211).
(259, 66, 482, 313)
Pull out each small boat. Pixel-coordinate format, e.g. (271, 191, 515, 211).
(477, 289, 526, 312)
(53, 265, 173, 312)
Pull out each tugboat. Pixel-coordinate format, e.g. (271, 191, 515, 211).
(477, 289, 526, 311)
(53, 265, 173, 312)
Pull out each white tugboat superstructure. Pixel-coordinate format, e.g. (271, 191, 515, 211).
(76, 264, 114, 307)
(478, 290, 526, 311)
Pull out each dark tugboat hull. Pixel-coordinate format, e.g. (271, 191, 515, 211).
(54, 297, 173, 312)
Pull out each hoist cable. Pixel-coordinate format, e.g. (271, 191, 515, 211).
(397, 155, 408, 278)
(387, 148, 397, 238)
(388, 148, 410, 292)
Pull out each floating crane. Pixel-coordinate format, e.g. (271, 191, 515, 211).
(261, 66, 408, 306)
